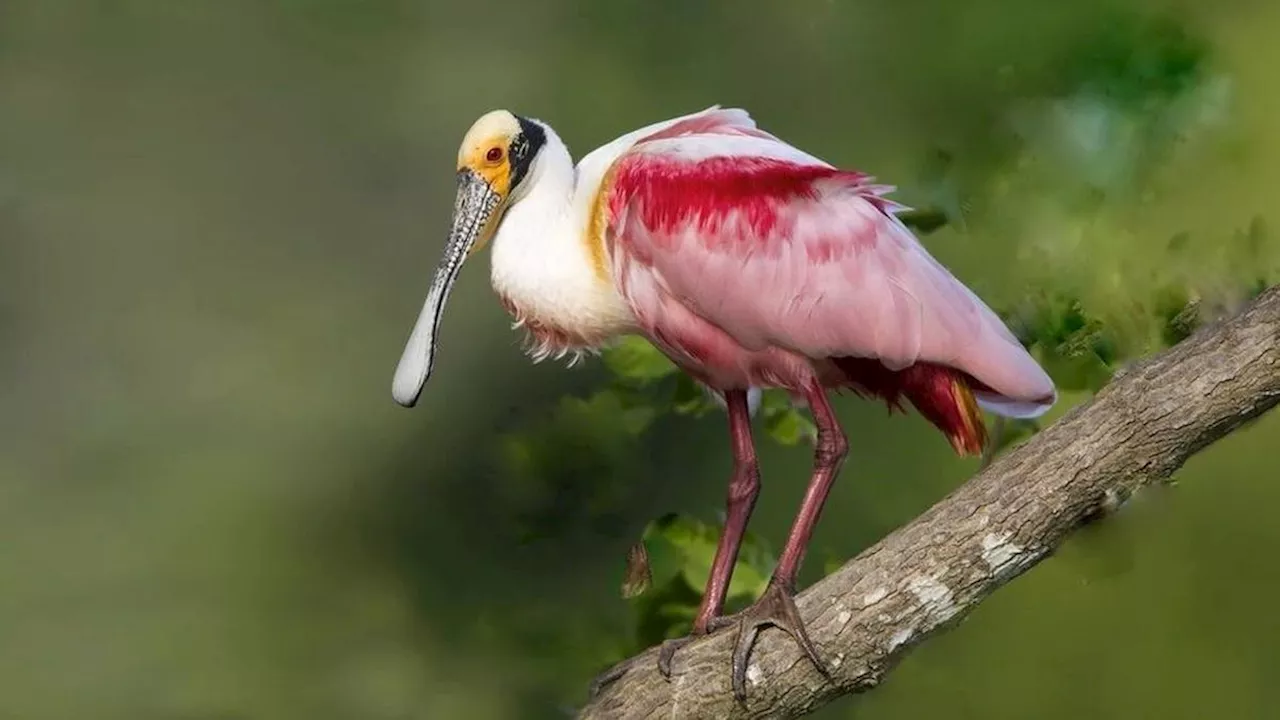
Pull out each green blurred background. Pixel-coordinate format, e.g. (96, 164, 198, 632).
(2, 1, 1279, 718)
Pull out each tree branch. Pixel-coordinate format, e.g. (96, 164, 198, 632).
(580, 284, 1280, 720)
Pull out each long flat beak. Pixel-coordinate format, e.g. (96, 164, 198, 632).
(392, 170, 502, 407)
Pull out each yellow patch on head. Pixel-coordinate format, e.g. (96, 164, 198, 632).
(457, 109, 521, 197)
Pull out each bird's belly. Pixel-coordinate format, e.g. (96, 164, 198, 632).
(496, 285, 636, 361)
(635, 294, 819, 392)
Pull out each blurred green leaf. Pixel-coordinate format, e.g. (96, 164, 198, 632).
(614, 512, 778, 649)
(763, 405, 818, 446)
(1037, 343, 1115, 394)
(898, 206, 952, 235)
(1153, 285, 1201, 347)
(757, 390, 818, 446)
(640, 513, 773, 601)
(670, 373, 719, 416)
(602, 336, 677, 386)
(620, 402, 659, 436)
(496, 389, 650, 543)
(656, 602, 697, 626)
(1064, 13, 1208, 109)
(757, 388, 794, 415)
(1009, 294, 1123, 392)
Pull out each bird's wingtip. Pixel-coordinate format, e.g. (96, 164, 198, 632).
(974, 390, 1056, 419)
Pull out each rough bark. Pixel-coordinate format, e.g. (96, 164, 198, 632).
(579, 284, 1280, 720)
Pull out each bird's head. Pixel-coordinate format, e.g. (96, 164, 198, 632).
(391, 109, 547, 407)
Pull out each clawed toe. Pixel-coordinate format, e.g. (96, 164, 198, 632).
(587, 659, 629, 698)
(657, 614, 735, 678)
(657, 635, 693, 679)
(655, 584, 829, 703)
(727, 581, 830, 703)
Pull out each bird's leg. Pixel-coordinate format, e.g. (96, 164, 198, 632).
(656, 388, 761, 678)
(724, 383, 845, 703)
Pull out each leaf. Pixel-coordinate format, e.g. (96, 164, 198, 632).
(620, 403, 658, 436)
(897, 207, 951, 235)
(634, 522, 684, 593)
(656, 601, 697, 624)
(495, 389, 648, 543)
(1058, 12, 1208, 111)
(763, 406, 818, 446)
(757, 388, 795, 416)
(621, 541, 652, 599)
(1011, 294, 1122, 392)
(1037, 342, 1115, 394)
(754, 390, 817, 446)
(1084, 326, 1120, 367)
(602, 336, 676, 386)
(642, 513, 774, 604)
(1153, 285, 1201, 347)
(670, 374, 718, 416)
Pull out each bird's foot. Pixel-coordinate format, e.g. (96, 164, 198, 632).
(586, 658, 630, 699)
(656, 616, 735, 678)
(725, 580, 831, 703)
(592, 583, 829, 702)
(587, 616, 734, 698)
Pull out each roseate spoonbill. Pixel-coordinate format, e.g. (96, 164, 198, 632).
(391, 106, 1056, 700)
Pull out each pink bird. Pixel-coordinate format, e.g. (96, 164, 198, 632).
(392, 106, 1057, 700)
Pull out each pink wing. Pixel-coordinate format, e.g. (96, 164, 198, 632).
(605, 113, 1055, 416)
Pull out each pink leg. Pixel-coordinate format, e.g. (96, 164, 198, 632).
(724, 382, 844, 702)
(591, 385, 845, 702)
(773, 384, 848, 585)
(657, 389, 760, 676)
(693, 389, 760, 630)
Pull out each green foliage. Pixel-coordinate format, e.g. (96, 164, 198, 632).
(898, 206, 959, 236)
(496, 389, 655, 543)
(601, 335, 678, 385)
(598, 335, 821, 446)
(1152, 282, 1201, 347)
(1012, 293, 1121, 394)
(617, 513, 775, 651)
(758, 389, 818, 446)
(1058, 13, 1208, 109)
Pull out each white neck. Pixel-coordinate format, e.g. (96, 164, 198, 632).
(489, 125, 636, 358)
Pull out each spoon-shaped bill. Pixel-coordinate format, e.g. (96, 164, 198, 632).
(392, 171, 502, 407)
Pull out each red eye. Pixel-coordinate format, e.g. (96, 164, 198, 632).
(485, 147, 504, 163)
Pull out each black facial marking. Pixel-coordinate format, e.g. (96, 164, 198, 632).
(510, 115, 547, 189)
